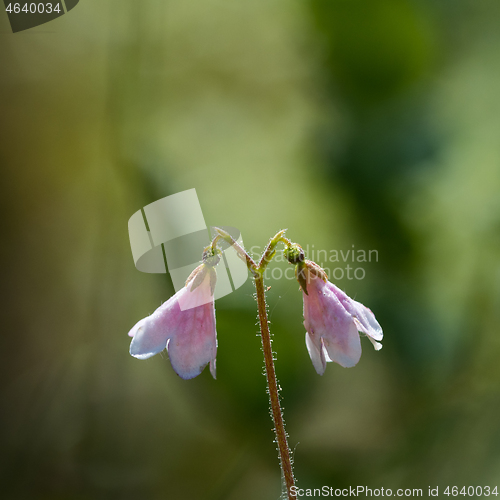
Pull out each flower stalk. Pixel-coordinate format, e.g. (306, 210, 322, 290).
(255, 274, 296, 500)
(214, 228, 296, 499)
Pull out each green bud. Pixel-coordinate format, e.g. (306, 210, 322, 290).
(284, 243, 305, 264)
(203, 246, 222, 267)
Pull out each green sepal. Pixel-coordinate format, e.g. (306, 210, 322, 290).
(209, 267, 217, 296)
(187, 264, 208, 291)
(296, 262, 309, 295)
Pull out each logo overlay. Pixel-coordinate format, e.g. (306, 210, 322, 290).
(3, 0, 79, 33)
(128, 189, 248, 310)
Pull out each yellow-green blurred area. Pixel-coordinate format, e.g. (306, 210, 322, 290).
(1, 0, 500, 498)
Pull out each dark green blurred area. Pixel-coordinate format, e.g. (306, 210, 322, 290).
(1, 0, 500, 498)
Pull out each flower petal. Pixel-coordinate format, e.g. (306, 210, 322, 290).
(178, 271, 216, 311)
(367, 335, 383, 351)
(349, 300, 383, 341)
(128, 292, 181, 359)
(322, 320, 362, 368)
(128, 271, 218, 379)
(300, 263, 382, 370)
(305, 331, 327, 375)
(128, 317, 147, 338)
(209, 358, 217, 379)
(166, 300, 217, 380)
(327, 282, 383, 342)
(129, 316, 170, 360)
(303, 277, 362, 368)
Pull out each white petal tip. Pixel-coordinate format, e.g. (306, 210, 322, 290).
(305, 332, 327, 375)
(129, 351, 157, 360)
(210, 359, 217, 379)
(129, 323, 168, 360)
(338, 359, 359, 368)
(128, 319, 147, 338)
(368, 336, 383, 351)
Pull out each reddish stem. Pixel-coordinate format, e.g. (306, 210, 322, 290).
(255, 275, 296, 500)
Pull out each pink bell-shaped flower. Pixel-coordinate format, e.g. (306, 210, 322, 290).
(299, 260, 383, 374)
(128, 261, 218, 380)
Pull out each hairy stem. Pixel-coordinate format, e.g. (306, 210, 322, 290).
(255, 275, 296, 500)
(211, 228, 297, 497)
(213, 227, 258, 275)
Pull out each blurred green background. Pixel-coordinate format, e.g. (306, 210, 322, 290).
(1, 0, 500, 498)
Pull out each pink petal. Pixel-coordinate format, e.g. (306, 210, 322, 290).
(128, 272, 217, 379)
(327, 282, 383, 344)
(178, 272, 215, 311)
(305, 332, 327, 375)
(303, 278, 362, 369)
(321, 320, 361, 368)
(166, 299, 217, 380)
(349, 300, 383, 341)
(129, 296, 177, 359)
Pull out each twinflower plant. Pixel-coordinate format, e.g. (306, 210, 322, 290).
(127, 229, 383, 500)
